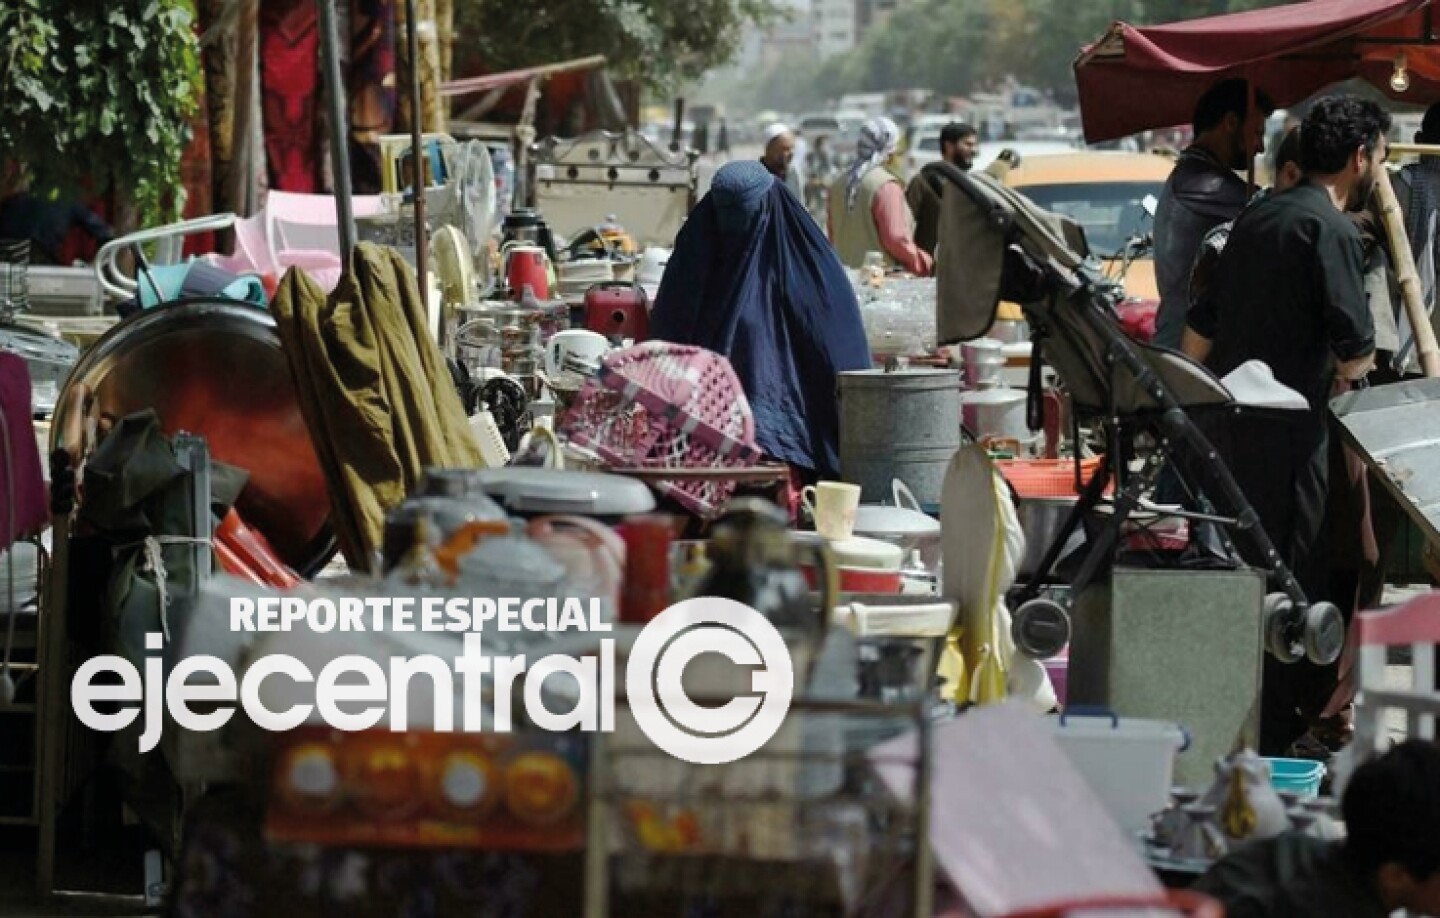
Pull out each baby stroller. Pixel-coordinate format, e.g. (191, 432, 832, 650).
(935, 167, 1343, 668)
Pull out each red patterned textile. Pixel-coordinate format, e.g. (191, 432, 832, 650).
(260, 0, 321, 193)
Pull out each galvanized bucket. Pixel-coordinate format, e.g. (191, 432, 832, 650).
(838, 368, 962, 506)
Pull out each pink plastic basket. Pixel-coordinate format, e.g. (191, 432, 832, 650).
(560, 342, 761, 518)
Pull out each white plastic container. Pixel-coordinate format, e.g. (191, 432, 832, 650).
(1051, 711, 1188, 834)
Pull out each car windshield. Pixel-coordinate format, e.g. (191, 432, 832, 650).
(917, 137, 941, 152)
(802, 119, 839, 133)
(1018, 181, 1162, 258)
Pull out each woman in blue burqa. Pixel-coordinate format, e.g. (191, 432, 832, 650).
(651, 160, 871, 481)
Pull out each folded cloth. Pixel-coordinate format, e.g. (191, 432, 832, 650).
(126, 260, 269, 316)
(0, 354, 48, 548)
(1222, 359, 1309, 411)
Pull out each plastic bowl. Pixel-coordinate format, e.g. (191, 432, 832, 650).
(1265, 757, 1326, 799)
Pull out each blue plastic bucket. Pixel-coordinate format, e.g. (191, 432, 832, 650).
(1266, 757, 1326, 798)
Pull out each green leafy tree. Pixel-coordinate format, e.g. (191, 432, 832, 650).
(0, 0, 202, 230)
(455, 0, 782, 91)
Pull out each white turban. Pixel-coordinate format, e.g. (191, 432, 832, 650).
(764, 123, 792, 144)
(846, 117, 901, 210)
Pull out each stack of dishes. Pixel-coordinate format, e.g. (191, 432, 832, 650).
(556, 259, 614, 302)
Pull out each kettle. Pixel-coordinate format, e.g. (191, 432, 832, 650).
(501, 209, 559, 265)
(693, 499, 837, 643)
(1198, 749, 1291, 844)
(502, 244, 555, 301)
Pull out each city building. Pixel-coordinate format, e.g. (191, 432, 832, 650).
(812, 0, 857, 59)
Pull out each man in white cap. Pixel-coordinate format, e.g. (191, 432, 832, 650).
(761, 123, 805, 199)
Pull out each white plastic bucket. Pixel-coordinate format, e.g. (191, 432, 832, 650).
(1051, 710, 1188, 834)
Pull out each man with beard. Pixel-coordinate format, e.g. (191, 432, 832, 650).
(1183, 95, 1387, 756)
(1153, 79, 1274, 349)
(761, 124, 803, 199)
(906, 122, 980, 256)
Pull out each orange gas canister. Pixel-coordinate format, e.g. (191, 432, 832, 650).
(582, 281, 649, 344)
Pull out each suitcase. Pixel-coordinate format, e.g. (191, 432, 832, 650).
(582, 281, 649, 343)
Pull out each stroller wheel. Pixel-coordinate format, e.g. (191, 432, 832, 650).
(1302, 602, 1345, 666)
(1011, 598, 1071, 660)
(1264, 593, 1302, 664)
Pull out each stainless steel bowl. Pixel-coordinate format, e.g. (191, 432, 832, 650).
(1016, 497, 1080, 579)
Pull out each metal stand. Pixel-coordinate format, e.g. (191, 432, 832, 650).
(582, 676, 933, 917)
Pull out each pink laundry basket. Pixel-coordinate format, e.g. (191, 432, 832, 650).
(559, 341, 761, 519)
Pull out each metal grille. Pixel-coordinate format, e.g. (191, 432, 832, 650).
(0, 239, 30, 322)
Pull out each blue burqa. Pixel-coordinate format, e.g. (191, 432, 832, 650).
(651, 161, 871, 477)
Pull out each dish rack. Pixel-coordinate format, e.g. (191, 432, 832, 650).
(582, 695, 934, 918)
(559, 342, 762, 519)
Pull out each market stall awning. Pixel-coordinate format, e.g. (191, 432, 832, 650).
(439, 55, 608, 99)
(1074, 0, 1440, 143)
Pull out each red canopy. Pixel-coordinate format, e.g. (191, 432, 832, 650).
(1075, 0, 1440, 143)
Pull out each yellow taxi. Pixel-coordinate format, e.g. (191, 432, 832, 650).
(1001, 151, 1176, 305)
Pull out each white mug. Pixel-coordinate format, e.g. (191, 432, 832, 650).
(545, 329, 611, 376)
(800, 481, 862, 541)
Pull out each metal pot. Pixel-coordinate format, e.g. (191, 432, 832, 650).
(961, 337, 1006, 388)
(1016, 497, 1080, 579)
(960, 385, 1029, 443)
(852, 480, 942, 571)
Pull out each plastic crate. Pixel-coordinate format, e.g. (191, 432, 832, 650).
(995, 457, 1107, 500)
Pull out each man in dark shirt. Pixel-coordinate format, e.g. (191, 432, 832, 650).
(0, 168, 113, 266)
(1153, 79, 1274, 349)
(1184, 96, 1386, 756)
(1194, 739, 1440, 918)
(906, 122, 980, 256)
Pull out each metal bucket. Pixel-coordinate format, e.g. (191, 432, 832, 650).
(838, 369, 962, 506)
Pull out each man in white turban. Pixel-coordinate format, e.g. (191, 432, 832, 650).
(826, 116, 932, 276)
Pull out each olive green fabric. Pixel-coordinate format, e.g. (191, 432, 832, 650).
(829, 166, 900, 269)
(80, 409, 248, 669)
(271, 243, 483, 572)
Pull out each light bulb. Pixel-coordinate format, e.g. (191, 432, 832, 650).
(1391, 53, 1411, 93)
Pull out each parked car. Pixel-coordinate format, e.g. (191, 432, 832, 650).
(798, 112, 842, 138)
(973, 140, 1079, 173)
(1001, 151, 1173, 309)
(904, 126, 946, 179)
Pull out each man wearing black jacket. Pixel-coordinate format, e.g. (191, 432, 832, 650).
(906, 122, 979, 256)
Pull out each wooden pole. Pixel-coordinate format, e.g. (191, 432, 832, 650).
(229, 0, 259, 217)
(1388, 142, 1440, 158)
(404, 0, 428, 304)
(1374, 164, 1440, 378)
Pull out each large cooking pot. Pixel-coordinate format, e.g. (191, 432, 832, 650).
(960, 385, 1029, 443)
(51, 297, 337, 575)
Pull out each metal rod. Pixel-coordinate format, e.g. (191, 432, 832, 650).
(405, 0, 428, 302)
(317, 0, 356, 257)
(440, 55, 608, 98)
